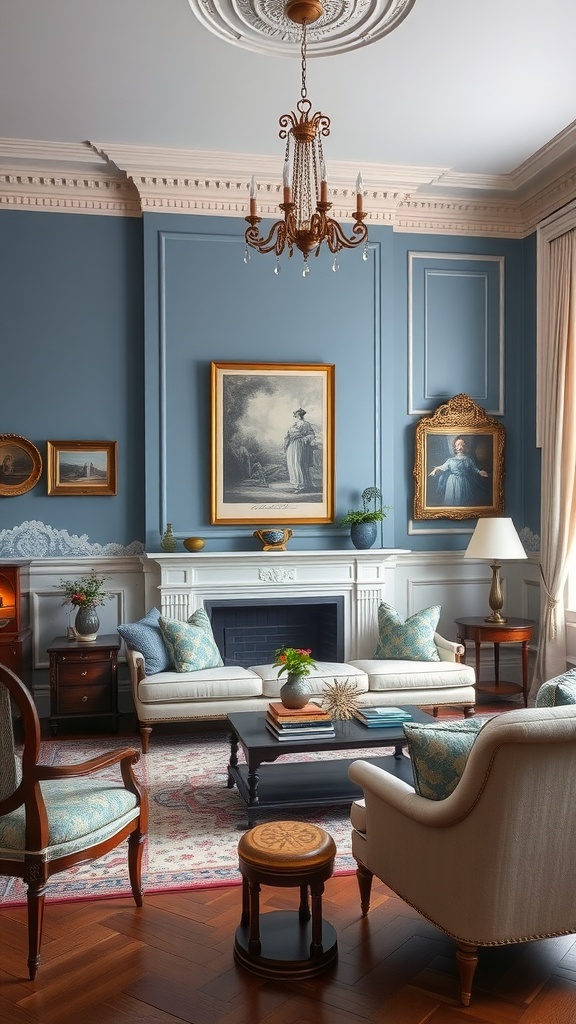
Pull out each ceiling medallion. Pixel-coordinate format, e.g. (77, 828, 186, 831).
(188, 0, 417, 57)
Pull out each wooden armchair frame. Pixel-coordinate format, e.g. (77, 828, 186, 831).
(0, 663, 148, 979)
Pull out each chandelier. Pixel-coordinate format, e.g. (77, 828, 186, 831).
(244, 0, 369, 276)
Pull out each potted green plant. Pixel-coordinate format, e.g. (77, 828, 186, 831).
(339, 486, 390, 549)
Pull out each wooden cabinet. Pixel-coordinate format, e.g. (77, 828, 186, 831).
(0, 561, 32, 684)
(47, 634, 120, 734)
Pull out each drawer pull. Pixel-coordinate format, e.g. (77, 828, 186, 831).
(81, 670, 87, 676)
(82, 695, 88, 702)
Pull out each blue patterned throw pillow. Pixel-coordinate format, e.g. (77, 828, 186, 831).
(373, 602, 441, 661)
(117, 607, 171, 674)
(159, 608, 224, 673)
(403, 718, 487, 800)
(535, 668, 576, 707)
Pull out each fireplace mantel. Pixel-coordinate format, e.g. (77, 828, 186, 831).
(142, 548, 409, 660)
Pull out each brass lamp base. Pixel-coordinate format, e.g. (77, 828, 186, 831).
(485, 560, 507, 624)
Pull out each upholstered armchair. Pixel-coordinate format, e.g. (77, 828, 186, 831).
(0, 663, 148, 979)
(348, 705, 576, 1006)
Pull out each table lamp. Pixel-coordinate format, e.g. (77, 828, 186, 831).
(464, 517, 527, 624)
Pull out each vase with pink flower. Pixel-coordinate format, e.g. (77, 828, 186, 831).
(273, 645, 317, 709)
(58, 570, 112, 642)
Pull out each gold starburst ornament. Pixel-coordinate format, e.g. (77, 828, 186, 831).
(322, 678, 360, 719)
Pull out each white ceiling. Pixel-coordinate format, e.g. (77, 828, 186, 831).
(2, 0, 576, 178)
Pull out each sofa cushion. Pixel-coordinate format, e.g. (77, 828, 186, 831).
(249, 661, 369, 699)
(374, 603, 441, 662)
(117, 607, 172, 674)
(535, 670, 576, 707)
(137, 664, 263, 704)
(159, 608, 223, 672)
(403, 717, 487, 800)
(349, 659, 475, 691)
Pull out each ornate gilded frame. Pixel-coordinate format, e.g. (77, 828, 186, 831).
(0, 434, 42, 497)
(211, 361, 335, 525)
(46, 441, 118, 496)
(413, 393, 505, 520)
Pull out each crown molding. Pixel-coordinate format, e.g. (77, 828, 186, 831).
(1, 129, 576, 235)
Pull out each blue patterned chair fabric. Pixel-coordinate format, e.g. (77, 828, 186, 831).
(0, 662, 148, 980)
(535, 668, 576, 707)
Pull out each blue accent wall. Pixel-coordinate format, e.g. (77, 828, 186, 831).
(0, 210, 145, 547)
(0, 206, 538, 555)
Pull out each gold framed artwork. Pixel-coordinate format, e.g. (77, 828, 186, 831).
(0, 434, 42, 497)
(211, 361, 335, 525)
(46, 441, 118, 496)
(413, 393, 505, 520)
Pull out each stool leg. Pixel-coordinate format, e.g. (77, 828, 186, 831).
(298, 884, 310, 923)
(248, 880, 261, 955)
(309, 881, 324, 956)
(240, 875, 250, 927)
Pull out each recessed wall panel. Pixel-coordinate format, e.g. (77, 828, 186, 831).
(409, 252, 504, 415)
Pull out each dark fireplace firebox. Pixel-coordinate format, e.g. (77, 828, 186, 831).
(204, 597, 344, 668)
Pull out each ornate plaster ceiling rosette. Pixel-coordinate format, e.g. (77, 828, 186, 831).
(187, 0, 417, 57)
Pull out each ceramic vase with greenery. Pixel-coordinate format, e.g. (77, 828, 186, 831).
(58, 570, 112, 642)
(273, 646, 317, 709)
(339, 486, 390, 549)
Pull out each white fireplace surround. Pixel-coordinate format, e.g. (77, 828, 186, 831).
(143, 549, 411, 661)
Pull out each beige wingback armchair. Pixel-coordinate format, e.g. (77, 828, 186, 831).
(348, 705, 576, 1006)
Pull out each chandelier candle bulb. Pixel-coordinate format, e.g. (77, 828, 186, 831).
(320, 160, 328, 203)
(356, 172, 364, 214)
(282, 159, 291, 203)
(249, 176, 258, 217)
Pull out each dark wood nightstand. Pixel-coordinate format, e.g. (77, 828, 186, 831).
(47, 634, 120, 735)
(454, 616, 535, 707)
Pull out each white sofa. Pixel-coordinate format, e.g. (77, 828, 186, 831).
(125, 632, 476, 751)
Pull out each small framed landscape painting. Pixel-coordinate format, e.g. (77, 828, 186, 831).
(210, 361, 335, 525)
(46, 441, 118, 496)
(413, 393, 505, 520)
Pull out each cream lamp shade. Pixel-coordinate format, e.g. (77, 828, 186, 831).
(464, 517, 527, 623)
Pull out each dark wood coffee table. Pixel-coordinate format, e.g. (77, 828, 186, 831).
(227, 707, 434, 825)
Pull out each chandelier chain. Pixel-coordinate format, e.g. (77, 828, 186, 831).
(300, 21, 308, 101)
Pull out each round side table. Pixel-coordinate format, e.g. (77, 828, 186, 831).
(234, 819, 338, 980)
(454, 616, 535, 706)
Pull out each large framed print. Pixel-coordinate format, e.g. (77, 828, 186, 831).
(46, 441, 118, 496)
(413, 393, 505, 520)
(0, 434, 42, 496)
(211, 362, 335, 525)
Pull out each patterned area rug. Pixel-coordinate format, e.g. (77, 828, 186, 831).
(1, 730, 397, 906)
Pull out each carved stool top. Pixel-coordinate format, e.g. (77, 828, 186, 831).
(238, 820, 336, 871)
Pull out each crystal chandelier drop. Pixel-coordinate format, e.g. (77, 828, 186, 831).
(244, 0, 369, 276)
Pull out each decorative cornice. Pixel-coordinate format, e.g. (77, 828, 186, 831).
(1, 128, 576, 235)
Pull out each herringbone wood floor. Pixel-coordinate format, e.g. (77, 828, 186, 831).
(2, 877, 576, 1024)
(2, 701, 575, 1023)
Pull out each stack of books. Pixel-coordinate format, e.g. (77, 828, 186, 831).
(353, 706, 413, 728)
(266, 701, 336, 741)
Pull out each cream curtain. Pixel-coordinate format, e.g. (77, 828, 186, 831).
(531, 228, 576, 698)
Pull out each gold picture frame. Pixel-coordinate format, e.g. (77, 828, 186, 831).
(46, 441, 118, 496)
(413, 393, 505, 520)
(0, 434, 42, 497)
(211, 361, 335, 525)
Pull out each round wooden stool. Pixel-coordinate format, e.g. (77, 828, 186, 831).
(234, 819, 338, 979)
